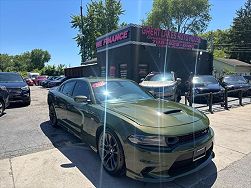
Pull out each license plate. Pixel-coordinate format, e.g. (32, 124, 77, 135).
(193, 147, 206, 161)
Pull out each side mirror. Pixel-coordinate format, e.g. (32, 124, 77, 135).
(74, 95, 88, 103)
(176, 78, 181, 83)
(140, 78, 144, 82)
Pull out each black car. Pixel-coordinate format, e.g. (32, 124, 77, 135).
(0, 72, 31, 106)
(187, 75, 224, 103)
(47, 76, 69, 88)
(220, 75, 251, 97)
(0, 85, 9, 116)
(41, 76, 57, 88)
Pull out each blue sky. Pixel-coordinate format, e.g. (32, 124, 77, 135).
(0, 0, 247, 67)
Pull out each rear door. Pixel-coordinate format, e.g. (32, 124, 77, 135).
(55, 81, 76, 126)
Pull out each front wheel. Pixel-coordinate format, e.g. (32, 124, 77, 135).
(0, 100, 5, 117)
(49, 104, 58, 127)
(98, 129, 125, 176)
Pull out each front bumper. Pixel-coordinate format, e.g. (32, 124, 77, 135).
(9, 90, 31, 104)
(124, 128, 214, 182)
(192, 92, 224, 103)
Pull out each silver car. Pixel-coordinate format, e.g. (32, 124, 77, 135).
(139, 72, 181, 102)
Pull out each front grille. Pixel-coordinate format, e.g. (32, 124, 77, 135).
(8, 88, 21, 94)
(178, 128, 209, 144)
(154, 87, 165, 92)
(168, 144, 213, 176)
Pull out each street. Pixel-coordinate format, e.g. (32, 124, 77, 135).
(0, 86, 251, 188)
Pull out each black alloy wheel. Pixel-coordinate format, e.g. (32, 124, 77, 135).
(49, 104, 58, 127)
(0, 100, 4, 117)
(98, 129, 125, 176)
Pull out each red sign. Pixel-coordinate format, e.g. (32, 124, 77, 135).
(96, 30, 129, 48)
(141, 26, 202, 49)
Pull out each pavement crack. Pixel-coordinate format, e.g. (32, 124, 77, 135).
(9, 158, 16, 188)
(215, 144, 247, 155)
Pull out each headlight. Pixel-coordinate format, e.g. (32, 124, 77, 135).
(21, 85, 29, 91)
(193, 88, 200, 94)
(0, 86, 7, 91)
(128, 135, 167, 147)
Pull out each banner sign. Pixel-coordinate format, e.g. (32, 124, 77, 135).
(141, 26, 202, 49)
(96, 30, 129, 48)
(96, 25, 206, 51)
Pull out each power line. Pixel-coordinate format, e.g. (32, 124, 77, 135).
(226, 51, 251, 53)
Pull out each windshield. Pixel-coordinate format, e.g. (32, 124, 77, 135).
(92, 80, 153, 103)
(144, 73, 174, 81)
(56, 77, 65, 81)
(192, 76, 218, 84)
(223, 76, 247, 83)
(0, 73, 24, 83)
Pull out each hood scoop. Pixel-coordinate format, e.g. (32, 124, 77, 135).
(163, 109, 182, 115)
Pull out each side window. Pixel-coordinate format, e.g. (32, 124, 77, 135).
(61, 81, 76, 97)
(72, 81, 91, 99)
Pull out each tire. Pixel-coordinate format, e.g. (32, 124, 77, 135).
(49, 104, 58, 128)
(98, 129, 126, 176)
(0, 100, 5, 117)
(24, 100, 31, 106)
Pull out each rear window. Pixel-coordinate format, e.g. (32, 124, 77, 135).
(0, 73, 24, 83)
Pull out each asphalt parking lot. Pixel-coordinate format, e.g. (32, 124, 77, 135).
(0, 86, 251, 188)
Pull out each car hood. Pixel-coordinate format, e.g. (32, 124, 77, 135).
(104, 99, 206, 128)
(225, 82, 250, 89)
(140, 81, 176, 88)
(195, 83, 223, 91)
(0, 82, 27, 88)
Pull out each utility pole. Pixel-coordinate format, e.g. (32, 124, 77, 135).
(80, 0, 85, 64)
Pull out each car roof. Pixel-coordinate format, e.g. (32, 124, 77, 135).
(68, 77, 130, 82)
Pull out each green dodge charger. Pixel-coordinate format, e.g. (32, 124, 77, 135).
(47, 77, 214, 182)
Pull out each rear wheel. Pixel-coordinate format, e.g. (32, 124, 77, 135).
(49, 104, 58, 127)
(0, 100, 5, 117)
(98, 129, 125, 176)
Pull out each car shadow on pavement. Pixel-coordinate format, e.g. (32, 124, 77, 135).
(7, 103, 28, 109)
(40, 121, 217, 188)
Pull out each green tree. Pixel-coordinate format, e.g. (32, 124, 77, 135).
(229, 0, 251, 63)
(144, 0, 211, 34)
(71, 0, 124, 62)
(28, 49, 51, 71)
(200, 29, 230, 58)
(0, 54, 13, 72)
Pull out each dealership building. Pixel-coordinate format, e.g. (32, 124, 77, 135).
(65, 24, 213, 86)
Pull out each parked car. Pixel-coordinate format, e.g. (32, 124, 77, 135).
(220, 75, 251, 97)
(27, 72, 39, 82)
(47, 76, 68, 88)
(187, 75, 224, 104)
(139, 72, 182, 102)
(0, 72, 31, 106)
(0, 85, 9, 116)
(34, 75, 47, 86)
(47, 78, 214, 182)
(24, 77, 34, 86)
(41, 76, 58, 88)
